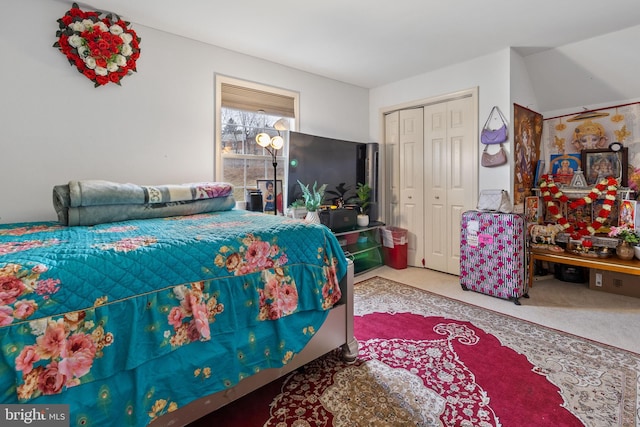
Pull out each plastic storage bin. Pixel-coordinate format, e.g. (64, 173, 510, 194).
(381, 227, 408, 269)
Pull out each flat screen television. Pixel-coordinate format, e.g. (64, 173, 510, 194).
(287, 131, 377, 214)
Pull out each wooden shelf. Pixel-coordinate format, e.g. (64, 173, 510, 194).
(528, 249, 640, 288)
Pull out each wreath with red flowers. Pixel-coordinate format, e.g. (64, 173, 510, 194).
(53, 3, 141, 87)
(539, 175, 618, 238)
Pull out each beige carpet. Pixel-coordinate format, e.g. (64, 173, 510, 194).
(358, 266, 640, 354)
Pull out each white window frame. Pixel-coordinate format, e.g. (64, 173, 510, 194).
(214, 75, 299, 204)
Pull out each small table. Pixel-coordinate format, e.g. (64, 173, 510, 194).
(528, 249, 640, 289)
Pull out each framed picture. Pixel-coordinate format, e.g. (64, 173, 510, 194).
(525, 196, 542, 224)
(566, 203, 592, 227)
(549, 154, 581, 185)
(592, 199, 619, 229)
(619, 200, 638, 230)
(581, 148, 628, 186)
(257, 179, 283, 214)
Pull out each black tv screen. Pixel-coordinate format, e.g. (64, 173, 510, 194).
(287, 131, 367, 207)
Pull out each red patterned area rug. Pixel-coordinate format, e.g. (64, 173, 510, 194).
(191, 276, 639, 426)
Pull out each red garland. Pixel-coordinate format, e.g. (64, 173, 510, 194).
(539, 175, 618, 237)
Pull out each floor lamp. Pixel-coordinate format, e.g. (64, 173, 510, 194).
(256, 129, 284, 215)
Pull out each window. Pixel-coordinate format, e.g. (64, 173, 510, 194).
(219, 108, 289, 203)
(215, 77, 298, 207)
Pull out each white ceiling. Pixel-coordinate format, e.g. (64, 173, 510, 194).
(71, 0, 640, 89)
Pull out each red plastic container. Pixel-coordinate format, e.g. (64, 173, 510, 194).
(381, 227, 408, 269)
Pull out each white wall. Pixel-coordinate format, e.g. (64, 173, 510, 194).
(369, 25, 640, 205)
(509, 50, 539, 118)
(369, 49, 512, 192)
(525, 25, 640, 114)
(0, 1, 369, 223)
(4, 2, 639, 224)
(525, 26, 640, 179)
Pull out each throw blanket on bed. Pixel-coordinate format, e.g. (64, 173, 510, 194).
(0, 210, 347, 426)
(53, 181, 235, 226)
(56, 180, 233, 206)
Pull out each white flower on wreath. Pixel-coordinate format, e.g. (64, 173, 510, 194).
(68, 34, 83, 48)
(110, 24, 124, 35)
(84, 56, 96, 69)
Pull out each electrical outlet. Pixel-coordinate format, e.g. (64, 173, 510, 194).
(595, 273, 602, 287)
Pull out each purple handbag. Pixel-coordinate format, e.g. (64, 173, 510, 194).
(481, 106, 509, 144)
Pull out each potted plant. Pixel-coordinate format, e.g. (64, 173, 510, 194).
(297, 180, 327, 224)
(355, 182, 371, 227)
(607, 225, 640, 260)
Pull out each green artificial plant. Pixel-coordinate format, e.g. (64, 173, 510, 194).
(356, 182, 371, 215)
(297, 180, 327, 212)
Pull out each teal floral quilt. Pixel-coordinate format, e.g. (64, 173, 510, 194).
(0, 210, 347, 426)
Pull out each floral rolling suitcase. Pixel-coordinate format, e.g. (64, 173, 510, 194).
(459, 210, 529, 305)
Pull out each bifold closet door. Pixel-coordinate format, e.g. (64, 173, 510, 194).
(424, 97, 475, 275)
(384, 89, 477, 273)
(398, 108, 425, 268)
(384, 108, 424, 268)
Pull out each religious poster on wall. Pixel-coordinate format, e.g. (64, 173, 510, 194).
(549, 153, 581, 184)
(541, 102, 640, 192)
(513, 104, 543, 213)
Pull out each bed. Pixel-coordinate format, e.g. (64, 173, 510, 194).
(0, 181, 357, 427)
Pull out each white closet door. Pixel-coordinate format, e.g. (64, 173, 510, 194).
(384, 111, 400, 225)
(424, 96, 476, 275)
(383, 89, 477, 273)
(423, 103, 448, 272)
(398, 108, 424, 267)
